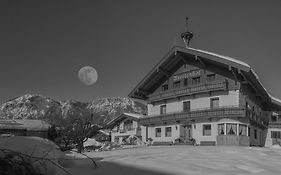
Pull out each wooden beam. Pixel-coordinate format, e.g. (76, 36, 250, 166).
(240, 72, 258, 94)
(179, 55, 188, 64)
(195, 55, 206, 71)
(158, 67, 171, 77)
(230, 67, 239, 84)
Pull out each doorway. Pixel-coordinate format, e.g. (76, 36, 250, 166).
(183, 125, 192, 140)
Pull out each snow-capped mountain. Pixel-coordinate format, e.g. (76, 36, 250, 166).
(0, 94, 147, 126)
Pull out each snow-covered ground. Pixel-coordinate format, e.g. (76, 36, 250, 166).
(66, 146, 281, 175)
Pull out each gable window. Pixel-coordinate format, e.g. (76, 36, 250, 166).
(124, 120, 133, 131)
(162, 84, 168, 91)
(207, 74, 216, 82)
(165, 127, 172, 137)
(192, 77, 200, 85)
(155, 128, 161, 137)
(184, 78, 188, 86)
(183, 64, 188, 69)
(183, 101, 190, 112)
(173, 81, 181, 89)
(160, 105, 166, 115)
(210, 98, 219, 109)
(203, 124, 211, 136)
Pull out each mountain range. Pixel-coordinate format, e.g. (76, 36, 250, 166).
(0, 94, 147, 126)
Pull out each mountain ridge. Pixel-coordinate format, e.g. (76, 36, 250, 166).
(0, 94, 147, 126)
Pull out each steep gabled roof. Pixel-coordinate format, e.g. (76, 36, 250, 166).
(128, 46, 281, 111)
(104, 113, 144, 129)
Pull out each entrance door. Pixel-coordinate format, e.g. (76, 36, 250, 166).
(183, 125, 192, 140)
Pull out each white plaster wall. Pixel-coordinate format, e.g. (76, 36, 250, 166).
(148, 90, 239, 116)
(192, 122, 218, 144)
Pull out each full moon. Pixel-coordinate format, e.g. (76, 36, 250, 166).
(78, 66, 98, 85)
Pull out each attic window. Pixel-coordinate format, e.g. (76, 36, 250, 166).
(207, 74, 216, 82)
(192, 77, 200, 85)
(162, 84, 168, 91)
(173, 81, 181, 89)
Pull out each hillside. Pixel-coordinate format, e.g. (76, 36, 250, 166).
(0, 94, 147, 126)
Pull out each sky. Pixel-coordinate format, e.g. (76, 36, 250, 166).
(0, 0, 281, 104)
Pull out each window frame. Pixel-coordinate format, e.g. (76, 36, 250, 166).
(210, 97, 219, 109)
(165, 127, 172, 137)
(191, 76, 200, 85)
(173, 80, 181, 89)
(203, 124, 211, 136)
(155, 128, 161, 137)
(183, 101, 191, 112)
(160, 105, 167, 115)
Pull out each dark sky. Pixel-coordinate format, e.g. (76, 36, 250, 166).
(0, 0, 281, 103)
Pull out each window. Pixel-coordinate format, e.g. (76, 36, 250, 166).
(165, 127, 172, 137)
(124, 120, 133, 131)
(173, 81, 181, 89)
(271, 116, 277, 122)
(162, 84, 168, 91)
(239, 124, 247, 136)
(271, 131, 281, 138)
(183, 101, 190, 112)
(160, 105, 166, 115)
(155, 128, 161, 137)
(252, 106, 255, 119)
(248, 127, 251, 136)
(203, 124, 211, 136)
(218, 124, 225, 135)
(192, 77, 200, 85)
(254, 129, 257, 139)
(210, 98, 219, 109)
(184, 78, 188, 86)
(207, 74, 216, 82)
(183, 64, 188, 69)
(226, 123, 237, 135)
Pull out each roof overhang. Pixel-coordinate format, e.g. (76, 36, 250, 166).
(128, 46, 281, 111)
(104, 113, 142, 129)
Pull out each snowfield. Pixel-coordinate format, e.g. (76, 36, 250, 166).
(66, 146, 281, 175)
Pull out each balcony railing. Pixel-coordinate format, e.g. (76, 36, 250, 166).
(246, 109, 268, 128)
(268, 122, 281, 128)
(140, 106, 246, 125)
(148, 80, 228, 102)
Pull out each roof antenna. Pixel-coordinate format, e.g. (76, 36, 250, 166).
(181, 17, 193, 48)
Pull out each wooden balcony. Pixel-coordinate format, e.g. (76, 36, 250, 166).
(148, 80, 228, 102)
(140, 107, 246, 125)
(268, 122, 281, 129)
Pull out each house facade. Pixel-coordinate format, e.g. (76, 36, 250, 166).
(129, 46, 281, 146)
(105, 113, 143, 144)
(265, 113, 281, 147)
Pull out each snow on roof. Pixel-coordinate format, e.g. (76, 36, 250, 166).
(187, 47, 251, 68)
(123, 112, 144, 119)
(185, 46, 281, 106)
